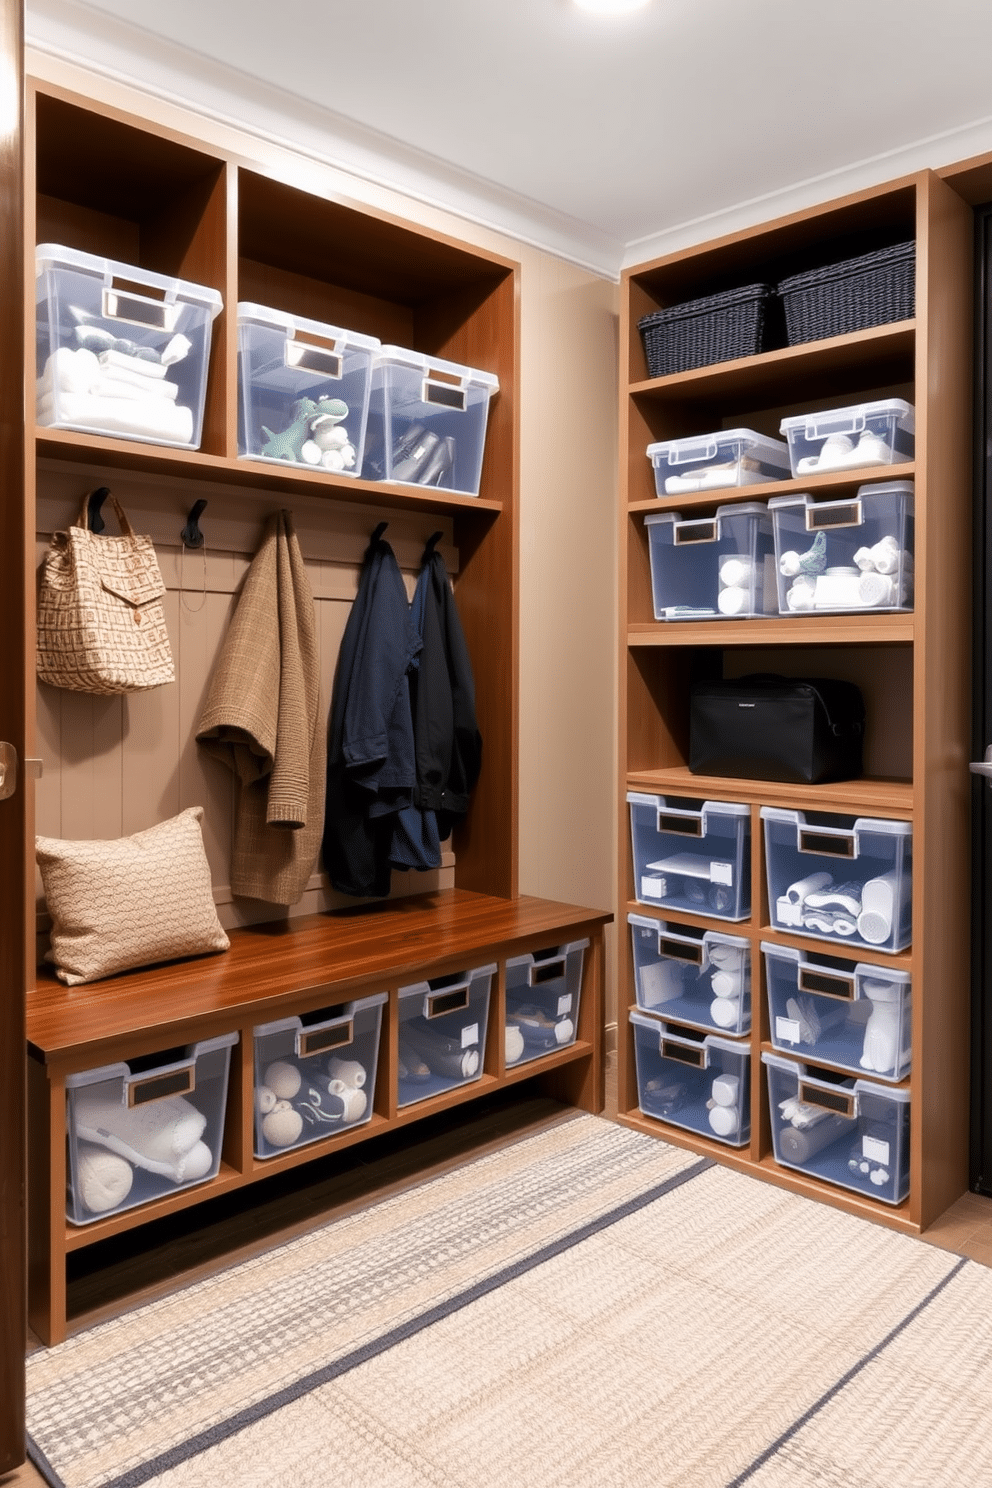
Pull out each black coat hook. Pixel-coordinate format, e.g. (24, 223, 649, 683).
(87, 486, 112, 534)
(181, 499, 208, 549)
(421, 531, 444, 565)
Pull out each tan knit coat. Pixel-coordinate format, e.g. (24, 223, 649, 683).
(196, 510, 325, 905)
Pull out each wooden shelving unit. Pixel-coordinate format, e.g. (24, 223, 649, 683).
(616, 170, 974, 1236)
(24, 79, 610, 1344)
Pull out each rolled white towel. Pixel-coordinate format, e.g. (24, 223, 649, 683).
(98, 347, 169, 379)
(327, 1056, 366, 1090)
(75, 1141, 134, 1214)
(717, 585, 748, 616)
(37, 389, 194, 444)
(73, 1089, 207, 1181)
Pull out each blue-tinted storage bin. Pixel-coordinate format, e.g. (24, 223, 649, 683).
(627, 792, 750, 920)
(762, 942, 911, 1082)
(361, 346, 499, 496)
(397, 964, 495, 1106)
(36, 243, 222, 449)
(630, 1009, 750, 1147)
(628, 913, 750, 1036)
(769, 481, 914, 614)
(763, 1051, 910, 1206)
(65, 1032, 237, 1225)
(647, 428, 790, 497)
(779, 398, 915, 478)
(252, 992, 387, 1158)
(237, 302, 379, 473)
(504, 939, 588, 1067)
(644, 502, 776, 620)
(761, 807, 912, 953)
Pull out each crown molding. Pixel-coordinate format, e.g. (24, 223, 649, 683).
(622, 111, 992, 270)
(25, 0, 624, 281)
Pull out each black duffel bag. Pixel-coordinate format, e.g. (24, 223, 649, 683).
(689, 673, 865, 784)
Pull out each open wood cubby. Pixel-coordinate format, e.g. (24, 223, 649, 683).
(617, 170, 973, 1237)
(25, 77, 609, 1346)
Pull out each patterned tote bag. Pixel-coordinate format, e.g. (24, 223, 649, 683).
(37, 487, 175, 693)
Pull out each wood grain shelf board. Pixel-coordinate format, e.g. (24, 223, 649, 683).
(627, 614, 914, 646)
(35, 428, 503, 516)
(63, 1161, 245, 1251)
(628, 462, 917, 515)
(625, 766, 914, 816)
(629, 321, 915, 404)
(501, 1040, 595, 1086)
(27, 891, 612, 1061)
(245, 1112, 394, 1181)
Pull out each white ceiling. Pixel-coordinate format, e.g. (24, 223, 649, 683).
(25, 0, 992, 277)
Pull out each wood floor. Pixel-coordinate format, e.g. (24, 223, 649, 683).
(5, 1087, 992, 1487)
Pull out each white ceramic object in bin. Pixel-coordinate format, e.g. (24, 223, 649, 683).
(647, 428, 790, 497)
(630, 1009, 750, 1147)
(236, 303, 379, 474)
(252, 992, 387, 1158)
(644, 503, 776, 620)
(35, 244, 222, 449)
(397, 964, 495, 1106)
(361, 346, 499, 496)
(762, 1050, 910, 1205)
(779, 398, 915, 478)
(769, 481, 914, 614)
(627, 792, 750, 921)
(762, 942, 911, 1082)
(628, 914, 751, 1036)
(504, 940, 588, 1067)
(761, 807, 912, 954)
(65, 1033, 237, 1225)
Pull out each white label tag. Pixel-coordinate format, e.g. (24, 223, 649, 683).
(863, 1135, 890, 1164)
(461, 1023, 479, 1049)
(557, 994, 573, 1017)
(641, 876, 664, 899)
(776, 1016, 802, 1044)
(710, 861, 733, 886)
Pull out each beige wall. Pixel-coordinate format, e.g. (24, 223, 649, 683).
(27, 51, 620, 1017)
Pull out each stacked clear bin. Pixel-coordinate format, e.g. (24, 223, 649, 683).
(762, 943, 911, 1081)
(361, 346, 499, 496)
(65, 1033, 237, 1224)
(647, 428, 790, 497)
(761, 807, 912, 953)
(762, 1051, 910, 1205)
(630, 1010, 750, 1146)
(779, 398, 915, 477)
(236, 303, 379, 474)
(504, 940, 588, 1067)
(629, 914, 750, 1035)
(627, 792, 750, 920)
(252, 992, 386, 1158)
(770, 481, 914, 614)
(36, 243, 222, 449)
(644, 504, 776, 619)
(397, 964, 495, 1106)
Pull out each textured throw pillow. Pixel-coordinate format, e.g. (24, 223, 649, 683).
(37, 806, 230, 985)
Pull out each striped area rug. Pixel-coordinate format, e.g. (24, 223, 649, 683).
(26, 1113, 992, 1488)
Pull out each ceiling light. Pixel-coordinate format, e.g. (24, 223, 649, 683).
(574, 0, 651, 13)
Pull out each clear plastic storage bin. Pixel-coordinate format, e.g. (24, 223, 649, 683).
(628, 914, 751, 1035)
(36, 244, 222, 449)
(237, 303, 379, 474)
(647, 428, 790, 497)
(761, 807, 912, 954)
(630, 1009, 750, 1146)
(779, 398, 915, 478)
(644, 504, 776, 620)
(252, 992, 386, 1158)
(361, 346, 499, 496)
(627, 792, 750, 920)
(397, 964, 495, 1106)
(769, 481, 914, 613)
(763, 1050, 910, 1205)
(504, 940, 588, 1067)
(65, 1033, 237, 1225)
(762, 942, 911, 1082)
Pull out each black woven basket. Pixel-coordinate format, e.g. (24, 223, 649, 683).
(778, 240, 915, 346)
(637, 283, 773, 378)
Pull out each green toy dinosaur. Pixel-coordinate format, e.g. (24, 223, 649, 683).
(261, 395, 349, 462)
